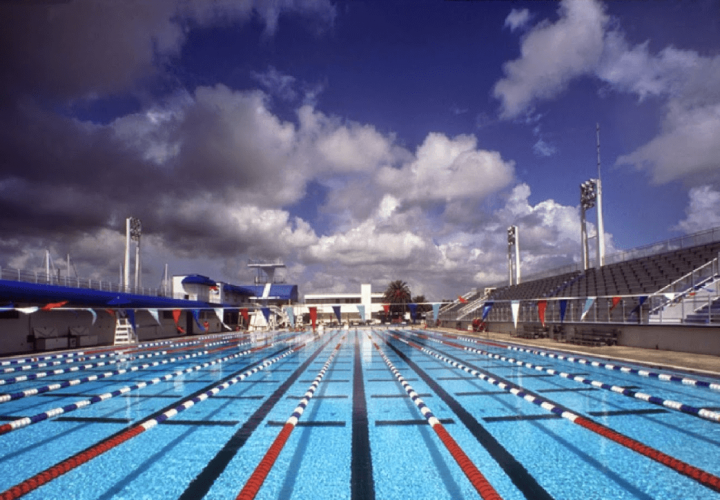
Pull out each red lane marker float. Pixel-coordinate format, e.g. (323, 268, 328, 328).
(371, 332, 502, 500)
(0, 338, 313, 500)
(236, 335, 346, 500)
(388, 330, 720, 494)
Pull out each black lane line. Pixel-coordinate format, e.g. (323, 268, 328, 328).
(371, 393, 432, 398)
(352, 331, 374, 500)
(539, 388, 597, 394)
(438, 376, 476, 380)
(383, 335, 553, 500)
(287, 395, 348, 399)
(367, 378, 418, 382)
(484, 415, 562, 423)
(178, 337, 333, 500)
(375, 418, 455, 426)
(455, 390, 511, 396)
(160, 420, 239, 427)
(588, 408, 669, 417)
(267, 420, 346, 427)
(56, 417, 132, 424)
(299, 379, 349, 383)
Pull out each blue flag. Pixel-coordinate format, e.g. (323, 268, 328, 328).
(432, 303, 440, 322)
(332, 305, 342, 322)
(357, 305, 365, 322)
(408, 303, 417, 322)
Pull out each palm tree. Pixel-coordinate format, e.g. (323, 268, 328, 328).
(384, 280, 411, 320)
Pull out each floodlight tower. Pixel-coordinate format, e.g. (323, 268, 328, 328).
(580, 180, 596, 270)
(507, 225, 520, 286)
(579, 124, 606, 269)
(124, 217, 142, 292)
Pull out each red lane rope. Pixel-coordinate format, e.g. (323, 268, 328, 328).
(236, 424, 294, 500)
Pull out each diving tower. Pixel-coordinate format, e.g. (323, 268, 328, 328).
(248, 259, 286, 284)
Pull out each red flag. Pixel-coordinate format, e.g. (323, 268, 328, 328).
(309, 307, 317, 329)
(41, 300, 68, 311)
(537, 300, 547, 327)
(458, 296, 468, 304)
(240, 308, 249, 324)
(610, 297, 622, 311)
(172, 309, 182, 327)
(105, 309, 116, 318)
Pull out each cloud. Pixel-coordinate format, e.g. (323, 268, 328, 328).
(532, 138, 557, 157)
(493, 0, 608, 119)
(376, 133, 515, 205)
(0, 0, 335, 101)
(672, 185, 720, 234)
(504, 8, 531, 32)
(252, 66, 298, 101)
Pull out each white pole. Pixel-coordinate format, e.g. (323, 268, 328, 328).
(134, 238, 141, 292)
(514, 225, 521, 285)
(124, 217, 131, 292)
(581, 205, 589, 270)
(164, 263, 169, 296)
(596, 124, 606, 267)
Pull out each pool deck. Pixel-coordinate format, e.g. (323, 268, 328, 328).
(437, 328, 720, 379)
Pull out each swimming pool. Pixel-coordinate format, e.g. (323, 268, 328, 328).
(1, 328, 719, 499)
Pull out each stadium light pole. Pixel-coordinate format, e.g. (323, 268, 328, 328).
(596, 123, 606, 268)
(580, 180, 596, 271)
(124, 217, 142, 293)
(130, 218, 142, 292)
(507, 225, 520, 285)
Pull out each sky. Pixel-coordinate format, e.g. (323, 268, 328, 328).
(1, 0, 719, 301)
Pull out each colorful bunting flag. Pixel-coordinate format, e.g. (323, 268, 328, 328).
(458, 295, 468, 304)
(309, 307, 317, 329)
(148, 309, 160, 325)
(482, 302, 494, 321)
(284, 306, 295, 327)
(126, 310, 137, 333)
(408, 303, 417, 322)
(610, 296, 622, 311)
(192, 309, 206, 331)
(214, 308, 232, 330)
(261, 307, 271, 324)
(41, 300, 68, 311)
(17, 307, 39, 315)
(332, 305, 342, 323)
(537, 300, 547, 327)
(85, 308, 98, 326)
(240, 308, 249, 324)
(511, 301, 520, 329)
(580, 297, 596, 321)
(432, 303, 440, 322)
(559, 300, 568, 323)
(172, 309, 181, 328)
(357, 305, 365, 322)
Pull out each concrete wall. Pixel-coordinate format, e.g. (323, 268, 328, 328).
(487, 321, 720, 357)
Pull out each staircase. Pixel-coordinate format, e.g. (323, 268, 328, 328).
(114, 317, 136, 345)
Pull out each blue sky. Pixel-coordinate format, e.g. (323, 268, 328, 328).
(0, 0, 719, 300)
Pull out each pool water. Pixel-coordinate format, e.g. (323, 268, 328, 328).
(1, 328, 720, 499)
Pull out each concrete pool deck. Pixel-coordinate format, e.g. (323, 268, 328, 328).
(435, 328, 720, 379)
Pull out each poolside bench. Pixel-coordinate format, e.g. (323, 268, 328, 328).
(518, 323, 549, 339)
(570, 327, 619, 347)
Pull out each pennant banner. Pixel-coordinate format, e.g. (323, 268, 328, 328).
(663, 293, 676, 301)
(42, 300, 68, 311)
(357, 305, 365, 322)
(261, 307, 271, 324)
(559, 300, 568, 324)
(214, 308, 232, 330)
(383, 304, 390, 316)
(432, 303, 440, 322)
(631, 296, 648, 316)
(17, 307, 39, 315)
(580, 297, 596, 321)
(285, 306, 295, 327)
(148, 309, 160, 325)
(127, 309, 137, 333)
(172, 309, 182, 327)
(481, 302, 494, 321)
(332, 305, 342, 323)
(610, 296, 622, 311)
(408, 303, 417, 322)
(84, 308, 97, 326)
(240, 308, 249, 324)
(309, 307, 317, 329)
(458, 295, 467, 304)
(537, 300, 547, 327)
(192, 309, 206, 332)
(510, 301, 520, 329)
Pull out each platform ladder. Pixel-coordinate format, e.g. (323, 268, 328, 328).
(114, 317, 136, 345)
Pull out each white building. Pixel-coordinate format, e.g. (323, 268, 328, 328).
(303, 284, 384, 324)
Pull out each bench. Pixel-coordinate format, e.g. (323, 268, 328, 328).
(517, 324, 549, 339)
(570, 327, 619, 347)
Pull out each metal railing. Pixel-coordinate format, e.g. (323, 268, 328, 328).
(486, 225, 720, 289)
(0, 267, 167, 297)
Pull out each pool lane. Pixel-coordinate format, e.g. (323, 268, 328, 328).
(2, 328, 720, 499)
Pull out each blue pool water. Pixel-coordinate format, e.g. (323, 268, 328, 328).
(1, 328, 720, 499)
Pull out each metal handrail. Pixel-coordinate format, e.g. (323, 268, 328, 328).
(0, 266, 166, 297)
